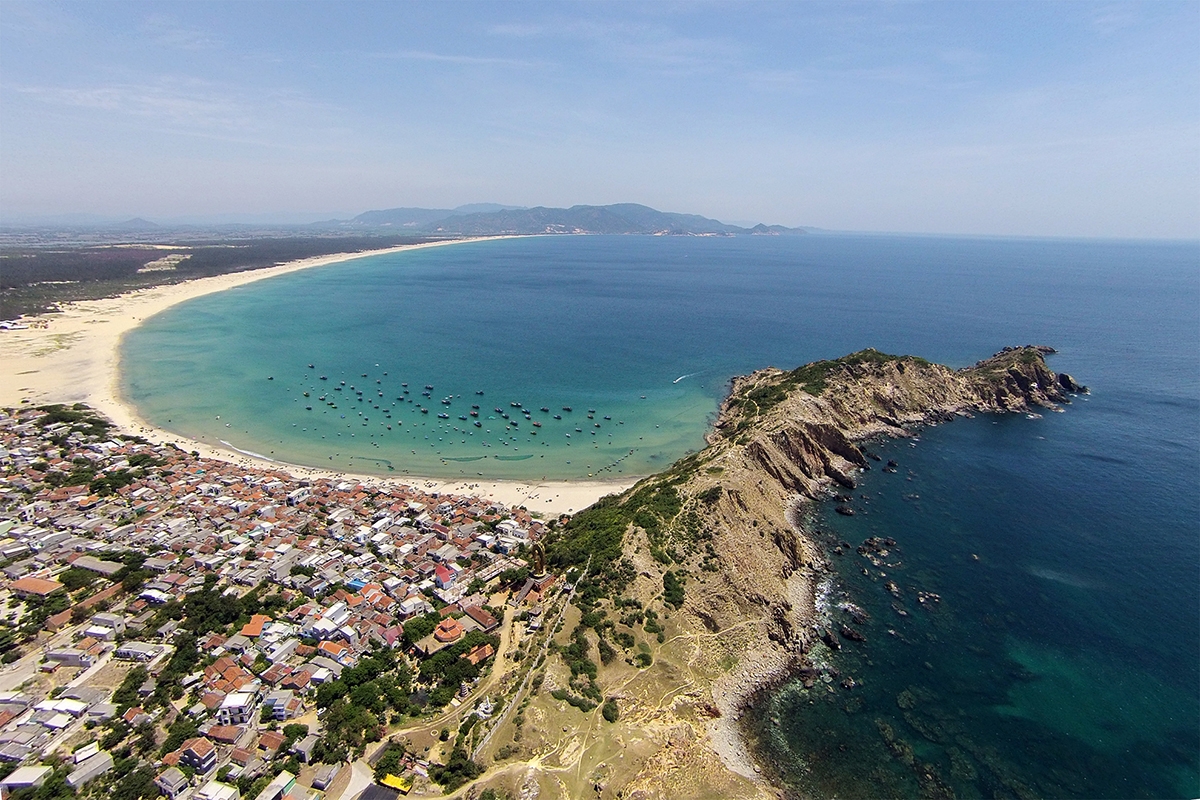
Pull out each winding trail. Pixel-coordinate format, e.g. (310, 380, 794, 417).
(472, 558, 590, 762)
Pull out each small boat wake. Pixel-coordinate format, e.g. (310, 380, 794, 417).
(219, 440, 278, 462)
(351, 456, 395, 470)
(673, 371, 704, 384)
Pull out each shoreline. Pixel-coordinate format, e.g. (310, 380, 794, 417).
(0, 236, 636, 515)
(704, 499, 825, 791)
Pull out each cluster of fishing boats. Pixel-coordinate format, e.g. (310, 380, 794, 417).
(281, 364, 632, 443)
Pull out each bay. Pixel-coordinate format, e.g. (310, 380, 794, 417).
(122, 233, 1199, 796)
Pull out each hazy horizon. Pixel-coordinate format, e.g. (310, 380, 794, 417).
(2, 2, 1197, 239)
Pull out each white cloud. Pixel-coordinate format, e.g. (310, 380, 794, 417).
(1090, 5, 1140, 36)
(366, 50, 540, 67)
(140, 14, 221, 51)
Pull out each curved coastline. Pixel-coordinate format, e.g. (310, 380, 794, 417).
(0, 235, 637, 515)
(1, 236, 1096, 796)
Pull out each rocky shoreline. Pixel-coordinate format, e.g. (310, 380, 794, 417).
(656, 346, 1088, 795)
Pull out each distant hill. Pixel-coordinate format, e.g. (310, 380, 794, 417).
(348, 203, 803, 236)
(106, 217, 161, 231)
(0, 203, 804, 239)
(348, 203, 527, 228)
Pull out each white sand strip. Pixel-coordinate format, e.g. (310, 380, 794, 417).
(0, 236, 636, 515)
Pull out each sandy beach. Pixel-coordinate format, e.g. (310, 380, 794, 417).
(0, 237, 635, 515)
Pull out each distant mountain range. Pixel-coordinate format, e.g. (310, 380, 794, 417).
(1, 203, 805, 239)
(339, 203, 803, 236)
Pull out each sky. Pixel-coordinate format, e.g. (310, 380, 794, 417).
(1, 1, 1197, 238)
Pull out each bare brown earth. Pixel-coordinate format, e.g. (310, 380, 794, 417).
(461, 346, 1085, 799)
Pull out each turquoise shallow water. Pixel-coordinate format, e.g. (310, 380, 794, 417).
(122, 238, 734, 481)
(122, 234, 1199, 796)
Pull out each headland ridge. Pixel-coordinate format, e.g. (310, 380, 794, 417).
(530, 344, 1086, 796)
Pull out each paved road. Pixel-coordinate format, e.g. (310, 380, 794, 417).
(65, 650, 114, 689)
(0, 624, 83, 692)
(330, 756, 374, 800)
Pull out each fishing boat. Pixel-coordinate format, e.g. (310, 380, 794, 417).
(425, 384, 434, 390)
(474, 421, 482, 427)
(320, 375, 327, 380)
(540, 407, 550, 412)
(438, 413, 449, 419)
(532, 421, 542, 427)
(604, 415, 611, 420)
(420, 408, 429, 414)
(459, 415, 468, 421)
(470, 411, 478, 417)
(553, 414, 562, 420)
(511, 402, 521, 408)
(563, 406, 573, 412)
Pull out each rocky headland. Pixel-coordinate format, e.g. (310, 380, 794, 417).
(539, 346, 1087, 799)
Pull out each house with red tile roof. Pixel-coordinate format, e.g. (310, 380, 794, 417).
(10, 576, 65, 598)
(257, 730, 285, 754)
(317, 640, 349, 661)
(238, 618, 270, 642)
(201, 692, 226, 712)
(433, 565, 456, 590)
(433, 617, 463, 643)
(178, 736, 217, 774)
(205, 725, 243, 745)
(465, 643, 494, 665)
(463, 605, 498, 632)
(280, 671, 312, 692)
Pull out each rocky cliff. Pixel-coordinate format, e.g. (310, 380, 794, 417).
(709, 345, 1085, 500)
(586, 347, 1082, 795)
(665, 346, 1087, 785)
(515, 347, 1085, 799)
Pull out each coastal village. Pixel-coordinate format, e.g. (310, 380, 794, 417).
(0, 402, 570, 800)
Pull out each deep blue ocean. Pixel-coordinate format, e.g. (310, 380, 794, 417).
(122, 234, 1199, 796)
